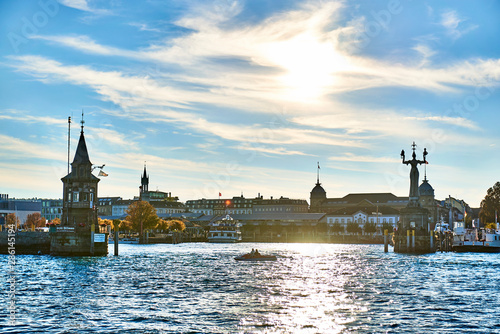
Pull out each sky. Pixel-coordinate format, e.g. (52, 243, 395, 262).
(1, 0, 500, 207)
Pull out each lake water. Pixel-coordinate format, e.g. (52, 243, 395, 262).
(1, 243, 500, 333)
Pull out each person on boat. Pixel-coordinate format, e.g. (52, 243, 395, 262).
(254, 249, 260, 256)
(250, 248, 255, 255)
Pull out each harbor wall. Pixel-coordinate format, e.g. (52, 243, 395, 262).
(0, 232, 51, 255)
(50, 232, 108, 256)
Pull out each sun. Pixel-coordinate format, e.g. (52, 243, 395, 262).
(263, 33, 351, 102)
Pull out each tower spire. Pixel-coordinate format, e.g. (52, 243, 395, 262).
(317, 161, 320, 185)
(80, 109, 85, 134)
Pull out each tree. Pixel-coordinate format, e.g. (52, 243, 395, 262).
(25, 212, 46, 230)
(315, 222, 328, 234)
(120, 220, 133, 234)
(480, 182, 500, 224)
(50, 218, 61, 225)
(346, 221, 361, 234)
(125, 201, 160, 238)
(382, 222, 393, 233)
(364, 221, 377, 234)
(112, 219, 121, 231)
(156, 219, 170, 232)
(168, 219, 186, 232)
(330, 221, 344, 234)
(5, 213, 20, 230)
(98, 217, 112, 227)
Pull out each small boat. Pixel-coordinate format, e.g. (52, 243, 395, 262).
(234, 252, 277, 261)
(453, 221, 500, 253)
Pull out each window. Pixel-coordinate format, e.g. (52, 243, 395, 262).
(73, 192, 79, 202)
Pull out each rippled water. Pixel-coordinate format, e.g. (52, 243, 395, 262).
(1, 243, 500, 333)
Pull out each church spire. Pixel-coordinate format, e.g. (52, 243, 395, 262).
(141, 162, 149, 192)
(80, 109, 85, 134)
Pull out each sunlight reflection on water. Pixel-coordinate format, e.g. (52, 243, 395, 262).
(1, 243, 500, 333)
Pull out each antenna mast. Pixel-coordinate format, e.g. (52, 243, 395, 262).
(67, 116, 71, 174)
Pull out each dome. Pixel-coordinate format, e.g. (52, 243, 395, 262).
(310, 183, 327, 199)
(419, 179, 434, 197)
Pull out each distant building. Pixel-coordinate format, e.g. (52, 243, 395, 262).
(41, 198, 63, 222)
(112, 199, 136, 217)
(252, 196, 308, 213)
(0, 194, 42, 225)
(418, 175, 437, 225)
(108, 165, 184, 219)
(310, 189, 409, 213)
(98, 197, 122, 217)
(186, 194, 308, 215)
(139, 164, 180, 202)
(186, 196, 253, 215)
(326, 205, 400, 234)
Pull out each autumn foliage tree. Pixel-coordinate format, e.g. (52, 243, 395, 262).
(168, 219, 186, 232)
(25, 212, 46, 230)
(5, 213, 21, 229)
(125, 201, 160, 237)
(480, 182, 500, 224)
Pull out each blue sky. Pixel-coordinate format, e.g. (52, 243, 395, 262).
(1, 0, 500, 207)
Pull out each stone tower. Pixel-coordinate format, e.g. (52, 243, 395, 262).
(60, 119, 99, 231)
(53, 114, 108, 256)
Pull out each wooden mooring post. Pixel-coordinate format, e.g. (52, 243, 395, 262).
(114, 230, 119, 256)
(384, 229, 388, 253)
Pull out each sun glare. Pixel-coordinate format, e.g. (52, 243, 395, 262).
(264, 33, 350, 102)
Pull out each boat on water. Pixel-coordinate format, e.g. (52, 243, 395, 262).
(207, 215, 242, 243)
(235, 251, 277, 261)
(453, 221, 500, 253)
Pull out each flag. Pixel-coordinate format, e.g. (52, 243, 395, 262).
(219, 192, 221, 197)
(98, 170, 108, 177)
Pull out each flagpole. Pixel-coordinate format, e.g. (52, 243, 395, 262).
(67, 116, 71, 174)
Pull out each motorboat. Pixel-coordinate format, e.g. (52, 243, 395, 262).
(453, 221, 500, 253)
(234, 251, 277, 261)
(207, 215, 242, 243)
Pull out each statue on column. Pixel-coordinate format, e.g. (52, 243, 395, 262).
(401, 142, 428, 206)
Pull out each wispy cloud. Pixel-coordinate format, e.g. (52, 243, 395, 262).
(0, 110, 67, 126)
(440, 10, 478, 40)
(58, 0, 110, 15)
(328, 153, 400, 163)
(129, 22, 161, 33)
(234, 145, 312, 156)
(403, 115, 479, 130)
(0, 134, 65, 162)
